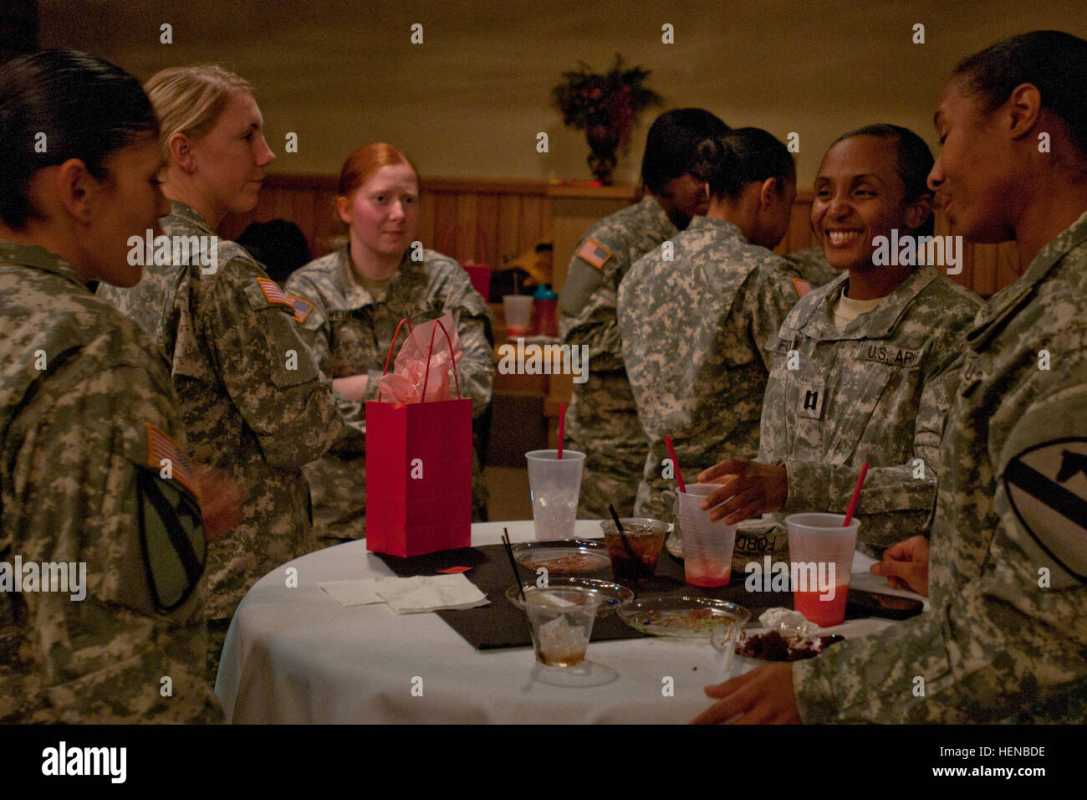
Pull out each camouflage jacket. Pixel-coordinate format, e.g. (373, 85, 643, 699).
(618, 216, 802, 521)
(99, 201, 351, 621)
(795, 210, 1087, 723)
(559, 194, 676, 456)
(285, 246, 494, 539)
(0, 242, 220, 723)
(759, 266, 982, 556)
(783, 247, 840, 290)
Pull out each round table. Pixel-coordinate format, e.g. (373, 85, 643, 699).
(214, 520, 910, 723)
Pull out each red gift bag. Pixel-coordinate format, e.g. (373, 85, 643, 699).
(365, 318, 473, 557)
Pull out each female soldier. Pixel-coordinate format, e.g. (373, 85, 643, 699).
(696, 30, 1087, 725)
(0, 50, 227, 722)
(97, 66, 354, 683)
(285, 143, 494, 542)
(618, 128, 802, 523)
(697, 124, 982, 557)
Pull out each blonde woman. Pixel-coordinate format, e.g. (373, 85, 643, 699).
(286, 143, 494, 542)
(98, 66, 357, 683)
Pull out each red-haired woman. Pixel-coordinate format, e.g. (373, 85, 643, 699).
(286, 143, 495, 543)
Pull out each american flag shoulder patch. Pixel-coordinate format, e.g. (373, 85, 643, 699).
(287, 293, 315, 324)
(576, 237, 614, 271)
(256, 277, 293, 308)
(145, 422, 197, 497)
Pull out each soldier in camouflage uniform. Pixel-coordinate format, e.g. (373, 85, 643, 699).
(618, 129, 802, 524)
(286, 245, 495, 541)
(0, 50, 220, 722)
(559, 109, 729, 518)
(697, 126, 981, 557)
(695, 32, 1087, 724)
(98, 68, 354, 684)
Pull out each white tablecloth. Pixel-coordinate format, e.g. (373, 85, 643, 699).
(215, 521, 914, 723)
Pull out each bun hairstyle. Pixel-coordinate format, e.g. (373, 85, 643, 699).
(830, 123, 935, 236)
(692, 127, 795, 201)
(0, 49, 158, 230)
(953, 30, 1087, 158)
(641, 108, 730, 195)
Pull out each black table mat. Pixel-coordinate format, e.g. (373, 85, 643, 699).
(375, 543, 910, 651)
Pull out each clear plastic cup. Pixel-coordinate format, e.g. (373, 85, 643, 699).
(785, 513, 860, 627)
(503, 295, 534, 336)
(525, 586, 603, 667)
(598, 517, 668, 585)
(526, 449, 585, 540)
(677, 483, 737, 588)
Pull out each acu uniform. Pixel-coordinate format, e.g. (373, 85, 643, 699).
(559, 194, 676, 518)
(0, 242, 219, 722)
(795, 211, 1087, 723)
(783, 247, 840, 291)
(99, 201, 353, 680)
(618, 216, 801, 522)
(759, 267, 982, 557)
(286, 247, 495, 541)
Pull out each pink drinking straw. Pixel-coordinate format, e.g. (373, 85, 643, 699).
(663, 434, 687, 493)
(557, 403, 566, 460)
(843, 463, 870, 526)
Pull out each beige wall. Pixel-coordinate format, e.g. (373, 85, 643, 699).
(41, 0, 1086, 186)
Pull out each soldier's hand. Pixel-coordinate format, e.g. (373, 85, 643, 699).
(871, 535, 930, 596)
(332, 374, 369, 402)
(692, 663, 800, 724)
(696, 459, 788, 524)
(193, 466, 243, 542)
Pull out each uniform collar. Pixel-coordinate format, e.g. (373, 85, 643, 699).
(685, 215, 744, 241)
(0, 240, 90, 291)
(967, 209, 1087, 352)
(338, 245, 420, 311)
(792, 266, 941, 341)
(639, 194, 677, 238)
(167, 200, 215, 235)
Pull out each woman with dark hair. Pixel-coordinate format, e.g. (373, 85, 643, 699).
(696, 30, 1087, 725)
(0, 50, 229, 722)
(559, 107, 730, 519)
(697, 123, 982, 557)
(618, 128, 802, 523)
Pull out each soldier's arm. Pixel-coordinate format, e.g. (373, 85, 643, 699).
(793, 337, 1087, 723)
(558, 242, 627, 372)
(434, 265, 495, 418)
(748, 265, 801, 371)
(204, 261, 354, 468)
(285, 275, 372, 431)
(2, 355, 219, 723)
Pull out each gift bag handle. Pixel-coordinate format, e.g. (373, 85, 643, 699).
(381, 318, 415, 376)
(421, 318, 463, 401)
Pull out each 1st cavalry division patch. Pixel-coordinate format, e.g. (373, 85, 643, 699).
(1004, 437, 1087, 582)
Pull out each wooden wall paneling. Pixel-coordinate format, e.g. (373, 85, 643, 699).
(455, 192, 480, 263)
(519, 194, 546, 254)
(497, 193, 523, 264)
(995, 242, 1022, 290)
(417, 189, 437, 252)
(475, 193, 500, 266)
(432, 192, 459, 257)
(313, 189, 345, 256)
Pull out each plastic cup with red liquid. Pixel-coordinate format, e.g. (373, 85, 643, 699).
(785, 513, 860, 627)
(676, 484, 737, 588)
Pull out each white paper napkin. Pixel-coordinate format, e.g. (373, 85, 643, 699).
(319, 579, 385, 607)
(375, 574, 490, 614)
